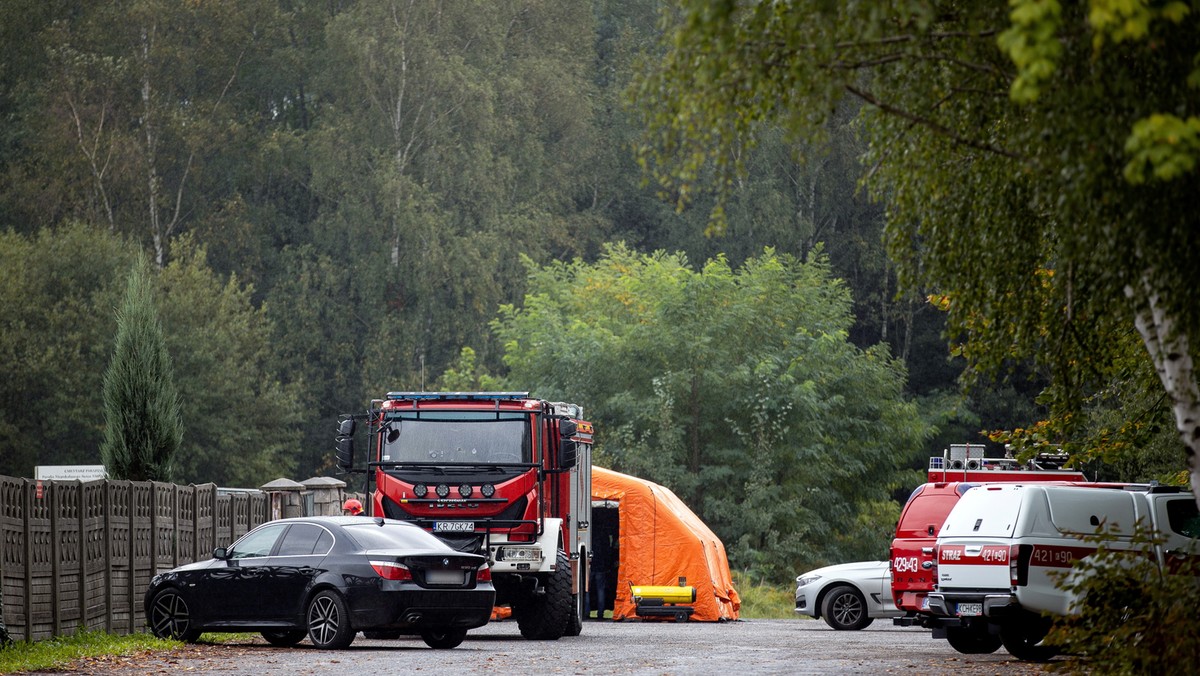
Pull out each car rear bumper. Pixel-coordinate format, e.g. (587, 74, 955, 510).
(352, 587, 496, 630)
(926, 592, 1016, 618)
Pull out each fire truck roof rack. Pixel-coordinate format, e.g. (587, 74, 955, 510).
(384, 391, 532, 401)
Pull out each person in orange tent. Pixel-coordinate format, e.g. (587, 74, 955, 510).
(342, 498, 364, 516)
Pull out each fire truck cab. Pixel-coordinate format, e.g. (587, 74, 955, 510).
(336, 392, 593, 640)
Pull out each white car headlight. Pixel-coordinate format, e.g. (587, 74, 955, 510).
(796, 573, 822, 587)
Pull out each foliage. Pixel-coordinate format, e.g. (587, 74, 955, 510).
(1047, 526, 1200, 674)
(0, 224, 302, 488)
(632, 1, 1200, 496)
(0, 223, 130, 477)
(101, 254, 183, 481)
(731, 570, 796, 620)
(435, 347, 504, 392)
(155, 238, 303, 487)
(0, 631, 177, 674)
(493, 244, 927, 575)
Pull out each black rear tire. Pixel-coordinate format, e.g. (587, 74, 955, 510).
(1000, 613, 1057, 661)
(148, 589, 202, 642)
(945, 623, 1002, 654)
(515, 551, 572, 640)
(307, 590, 355, 649)
(421, 627, 467, 649)
(819, 585, 873, 630)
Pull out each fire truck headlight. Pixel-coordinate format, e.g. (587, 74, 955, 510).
(497, 546, 544, 562)
(480, 483, 496, 498)
(435, 483, 450, 499)
(458, 484, 473, 498)
(413, 484, 428, 498)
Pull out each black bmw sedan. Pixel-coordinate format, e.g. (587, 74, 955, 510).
(144, 516, 495, 649)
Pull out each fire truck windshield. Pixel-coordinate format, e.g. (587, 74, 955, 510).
(380, 411, 531, 464)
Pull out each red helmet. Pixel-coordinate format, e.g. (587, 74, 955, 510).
(342, 498, 364, 515)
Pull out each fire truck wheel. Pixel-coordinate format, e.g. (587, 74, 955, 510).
(515, 551, 572, 640)
(420, 627, 467, 649)
(564, 592, 583, 636)
(999, 612, 1057, 662)
(945, 623, 1002, 654)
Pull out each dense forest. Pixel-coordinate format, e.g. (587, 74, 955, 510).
(0, 1, 1183, 574)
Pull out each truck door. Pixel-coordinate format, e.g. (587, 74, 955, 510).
(1153, 494, 1200, 574)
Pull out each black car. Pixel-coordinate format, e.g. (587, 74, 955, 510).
(144, 516, 495, 649)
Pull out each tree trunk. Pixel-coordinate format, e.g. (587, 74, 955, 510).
(1126, 275, 1200, 507)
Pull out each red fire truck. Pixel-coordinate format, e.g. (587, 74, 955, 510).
(335, 392, 593, 640)
(890, 444, 1088, 653)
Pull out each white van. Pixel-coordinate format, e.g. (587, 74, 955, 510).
(927, 483, 1199, 661)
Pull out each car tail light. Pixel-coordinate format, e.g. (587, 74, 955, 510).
(1010, 545, 1018, 586)
(371, 560, 412, 581)
(477, 565, 492, 582)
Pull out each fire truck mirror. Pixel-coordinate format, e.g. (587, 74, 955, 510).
(335, 418, 356, 471)
(559, 419, 578, 438)
(559, 438, 579, 469)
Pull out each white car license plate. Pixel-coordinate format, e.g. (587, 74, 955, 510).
(425, 570, 466, 585)
(956, 602, 983, 617)
(433, 521, 474, 533)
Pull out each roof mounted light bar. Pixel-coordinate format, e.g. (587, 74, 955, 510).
(384, 391, 532, 401)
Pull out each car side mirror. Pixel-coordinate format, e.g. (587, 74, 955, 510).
(335, 418, 356, 471)
(213, 547, 229, 560)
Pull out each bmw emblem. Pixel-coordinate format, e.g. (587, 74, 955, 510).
(443, 558, 449, 566)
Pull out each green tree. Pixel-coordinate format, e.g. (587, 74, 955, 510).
(157, 237, 303, 487)
(0, 223, 130, 477)
(101, 254, 182, 481)
(633, 1, 1200, 501)
(493, 244, 927, 574)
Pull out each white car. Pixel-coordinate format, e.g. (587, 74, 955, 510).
(794, 560, 900, 630)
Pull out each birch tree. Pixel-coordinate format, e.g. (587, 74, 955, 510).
(633, 1, 1200, 503)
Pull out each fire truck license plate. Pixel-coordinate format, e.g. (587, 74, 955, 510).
(433, 521, 475, 533)
(956, 603, 983, 617)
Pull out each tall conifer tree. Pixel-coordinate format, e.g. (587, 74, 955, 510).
(101, 255, 182, 481)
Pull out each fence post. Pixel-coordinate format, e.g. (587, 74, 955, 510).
(127, 483, 135, 635)
(103, 480, 112, 634)
(22, 479, 32, 641)
(49, 481, 60, 636)
(76, 481, 85, 634)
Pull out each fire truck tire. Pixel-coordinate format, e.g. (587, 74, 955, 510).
(420, 627, 467, 649)
(999, 613, 1057, 662)
(516, 551, 572, 640)
(564, 592, 584, 636)
(945, 624, 1002, 654)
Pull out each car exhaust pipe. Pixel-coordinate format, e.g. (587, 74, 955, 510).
(404, 611, 423, 624)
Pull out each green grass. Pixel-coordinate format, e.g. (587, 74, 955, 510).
(0, 630, 179, 674)
(733, 570, 802, 620)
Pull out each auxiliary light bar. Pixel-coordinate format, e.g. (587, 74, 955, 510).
(384, 391, 531, 401)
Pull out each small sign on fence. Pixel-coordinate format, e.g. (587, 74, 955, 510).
(34, 465, 108, 481)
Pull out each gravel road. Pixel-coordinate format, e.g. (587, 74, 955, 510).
(40, 618, 1058, 675)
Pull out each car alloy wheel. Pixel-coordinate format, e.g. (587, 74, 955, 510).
(820, 585, 873, 631)
(306, 590, 355, 649)
(148, 589, 202, 642)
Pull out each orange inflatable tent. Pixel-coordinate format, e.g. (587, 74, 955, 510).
(592, 466, 740, 621)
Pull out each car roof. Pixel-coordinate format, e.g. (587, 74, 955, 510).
(263, 515, 423, 529)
